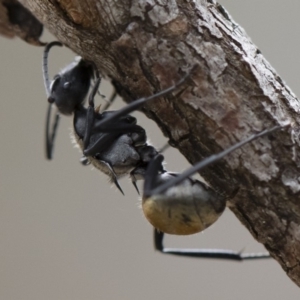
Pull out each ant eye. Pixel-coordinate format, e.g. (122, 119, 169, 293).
(64, 82, 70, 89)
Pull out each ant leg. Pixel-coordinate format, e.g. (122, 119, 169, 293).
(90, 66, 118, 111)
(130, 146, 164, 194)
(45, 103, 60, 159)
(82, 67, 195, 157)
(154, 229, 270, 261)
(143, 154, 165, 197)
(90, 78, 116, 109)
(149, 125, 283, 196)
(90, 80, 106, 100)
(92, 66, 197, 129)
(101, 90, 118, 112)
(80, 155, 90, 166)
(158, 142, 170, 153)
(83, 77, 101, 149)
(99, 160, 124, 195)
(83, 124, 145, 156)
(83, 132, 120, 156)
(131, 175, 140, 195)
(83, 77, 134, 155)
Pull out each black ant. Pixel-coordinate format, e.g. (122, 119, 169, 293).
(43, 42, 282, 260)
(77, 65, 283, 260)
(42, 42, 190, 194)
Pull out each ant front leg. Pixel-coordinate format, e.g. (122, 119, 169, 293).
(100, 90, 118, 112)
(82, 67, 195, 157)
(90, 67, 196, 131)
(82, 76, 146, 156)
(45, 103, 60, 159)
(83, 77, 101, 149)
(83, 124, 146, 157)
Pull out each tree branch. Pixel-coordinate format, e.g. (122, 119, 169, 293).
(0, 0, 44, 45)
(5, 0, 300, 286)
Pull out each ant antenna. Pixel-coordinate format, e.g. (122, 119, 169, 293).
(42, 41, 62, 159)
(43, 41, 62, 97)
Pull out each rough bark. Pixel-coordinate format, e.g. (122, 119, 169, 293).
(0, 0, 44, 45)
(4, 0, 300, 286)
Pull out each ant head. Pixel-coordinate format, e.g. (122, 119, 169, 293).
(48, 59, 94, 115)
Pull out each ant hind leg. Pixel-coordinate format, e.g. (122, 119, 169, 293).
(154, 229, 270, 261)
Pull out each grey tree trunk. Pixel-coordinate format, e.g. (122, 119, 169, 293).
(3, 0, 300, 286)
